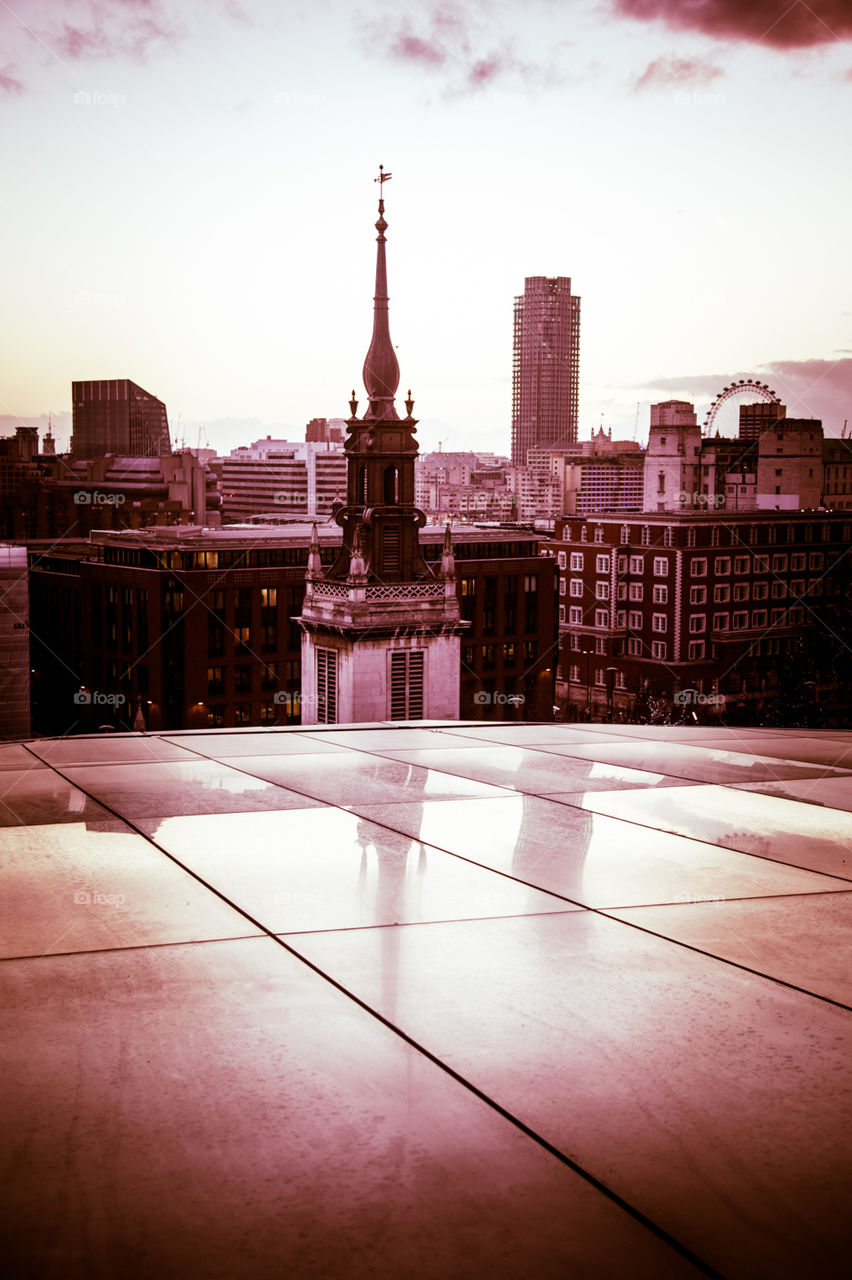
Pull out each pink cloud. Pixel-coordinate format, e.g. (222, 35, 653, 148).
(614, 1, 852, 50)
(634, 54, 725, 90)
(0, 65, 25, 95)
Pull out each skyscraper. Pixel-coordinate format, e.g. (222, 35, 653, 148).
(512, 276, 580, 465)
(71, 379, 171, 458)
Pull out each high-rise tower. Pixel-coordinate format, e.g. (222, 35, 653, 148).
(297, 169, 466, 725)
(511, 276, 580, 465)
(71, 379, 171, 459)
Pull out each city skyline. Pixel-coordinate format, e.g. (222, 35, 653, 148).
(1, 1, 851, 458)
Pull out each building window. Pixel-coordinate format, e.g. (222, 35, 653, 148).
(663, 526, 674, 546)
(752, 582, 768, 601)
(569, 579, 583, 597)
(569, 664, 581, 682)
(734, 556, 749, 574)
(714, 584, 730, 603)
(628, 638, 642, 655)
(716, 557, 730, 575)
(234, 703, 251, 725)
(593, 525, 604, 543)
(771, 554, 787, 572)
(771, 582, 787, 599)
(234, 665, 252, 693)
(733, 583, 749, 602)
(569, 552, 584, 572)
(481, 644, 495, 669)
(653, 585, 668, 604)
(390, 650, 424, 719)
(596, 553, 611, 573)
(688, 586, 705, 605)
(653, 557, 668, 576)
(503, 642, 516, 663)
(651, 640, 667, 660)
(316, 647, 338, 723)
(620, 525, 630, 544)
(557, 551, 567, 570)
(569, 606, 582, 625)
(595, 581, 610, 601)
(809, 552, 823, 570)
(689, 614, 706, 634)
(629, 582, 643, 601)
(559, 578, 566, 596)
(732, 612, 748, 629)
(688, 641, 705, 660)
(641, 526, 651, 546)
(753, 555, 769, 573)
(713, 612, 729, 631)
(207, 666, 224, 696)
(629, 555, 644, 575)
(594, 609, 608, 628)
(691, 558, 707, 577)
(752, 610, 768, 629)
(652, 613, 667, 633)
(595, 636, 607, 655)
(207, 708, 225, 728)
(710, 527, 720, 547)
(628, 610, 642, 629)
(686, 527, 696, 547)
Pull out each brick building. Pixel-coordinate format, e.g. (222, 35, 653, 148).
(550, 511, 852, 726)
(28, 524, 556, 735)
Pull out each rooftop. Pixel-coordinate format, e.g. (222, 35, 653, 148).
(2, 722, 851, 1277)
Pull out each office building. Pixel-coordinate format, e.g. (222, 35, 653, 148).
(550, 510, 852, 725)
(512, 276, 581, 464)
(71, 379, 171, 459)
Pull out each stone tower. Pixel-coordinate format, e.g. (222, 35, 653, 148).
(297, 168, 466, 725)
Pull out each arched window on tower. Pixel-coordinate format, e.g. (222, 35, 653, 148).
(383, 465, 399, 504)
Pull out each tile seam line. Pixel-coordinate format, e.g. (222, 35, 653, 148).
(285, 732, 852, 881)
(23, 744, 852, 1012)
(18, 748, 721, 1279)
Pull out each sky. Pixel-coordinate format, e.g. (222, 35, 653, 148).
(1, 0, 851, 457)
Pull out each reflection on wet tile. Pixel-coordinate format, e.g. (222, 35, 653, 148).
(349, 796, 846, 908)
(708, 734, 852, 769)
(732, 776, 852, 812)
(573, 785, 852, 879)
(0, 822, 256, 958)
(527, 740, 852, 785)
(0, 745, 47, 771)
(28, 736, 198, 766)
(291, 913, 852, 1279)
(168, 732, 349, 759)
(150, 807, 573, 932)
(607, 893, 852, 1005)
(0, 937, 698, 1279)
(0, 770, 114, 827)
(428, 724, 633, 747)
(63, 760, 315, 818)
(232, 753, 513, 806)
(299, 727, 487, 751)
(360, 745, 691, 794)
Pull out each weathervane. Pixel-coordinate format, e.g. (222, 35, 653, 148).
(374, 164, 392, 189)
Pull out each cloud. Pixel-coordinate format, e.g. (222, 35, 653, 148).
(360, 2, 562, 92)
(634, 54, 724, 90)
(613, 1, 852, 50)
(0, 0, 247, 93)
(0, 65, 25, 95)
(645, 358, 852, 432)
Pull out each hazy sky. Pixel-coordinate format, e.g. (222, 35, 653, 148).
(2, 0, 851, 456)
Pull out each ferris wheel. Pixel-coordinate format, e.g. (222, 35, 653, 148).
(702, 378, 781, 435)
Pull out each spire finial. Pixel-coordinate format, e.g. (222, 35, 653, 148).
(362, 164, 400, 420)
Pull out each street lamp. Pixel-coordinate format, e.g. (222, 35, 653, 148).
(606, 667, 617, 721)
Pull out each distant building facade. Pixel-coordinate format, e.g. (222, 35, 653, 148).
(0, 544, 30, 740)
(220, 439, 346, 522)
(550, 510, 852, 726)
(512, 276, 580, 464)
(28, 524, 556, 735)
(71, 379, 171, 459)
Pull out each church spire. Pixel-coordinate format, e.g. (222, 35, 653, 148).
(362, 164, 400, 421)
